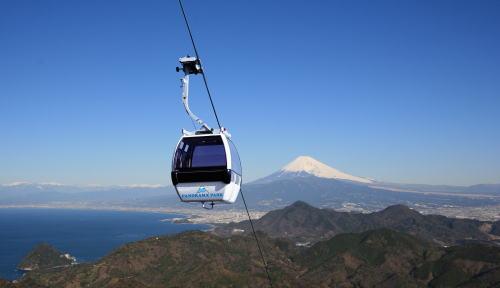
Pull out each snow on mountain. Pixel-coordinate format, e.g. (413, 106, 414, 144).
(253, 156, 373, 184)
(118, 184, 166, 188)
(0, 182, 168, 189)
(1, 182, 31, 187)
(0, 182, 175, 204)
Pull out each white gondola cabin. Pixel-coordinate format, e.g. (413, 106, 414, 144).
(171, 132, 241, 204)
(171, 56, 242, 207)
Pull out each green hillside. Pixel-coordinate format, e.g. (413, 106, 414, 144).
(4, 229, 499, 288)
(17, 243, 73, 271)
(216, 201, 497, 246)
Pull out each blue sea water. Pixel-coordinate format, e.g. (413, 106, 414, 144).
(0, 208, 209, 280)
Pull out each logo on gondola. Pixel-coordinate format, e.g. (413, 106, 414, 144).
(182, 186, 223, 199)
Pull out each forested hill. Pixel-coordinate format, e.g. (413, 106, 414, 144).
(2, 201, 500, 287)
(2, 229, 500, 288)
(215, 200, 500, 245)
(17, 243, 73, 271)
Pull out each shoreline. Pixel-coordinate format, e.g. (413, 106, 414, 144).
(0, 204, 268, 226)
(1, 203, 498, 222)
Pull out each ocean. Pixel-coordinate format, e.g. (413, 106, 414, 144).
(0, 208, 209, 280)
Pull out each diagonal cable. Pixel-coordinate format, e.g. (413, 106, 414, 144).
(178, 0, 222, 130)
(240, 188, 273, 288)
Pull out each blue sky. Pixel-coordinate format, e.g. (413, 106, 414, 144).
(1, 0, 499, 186)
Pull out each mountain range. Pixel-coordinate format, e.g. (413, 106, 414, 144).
(2, 156, 499, 217)
(2, 157, 499, 287)
(250, 156, 500, 194)
(0, 182, 174, 205)
(2, 201, 500, 288)
(240, 156, 500, 214)
(215, 200, 500, 246)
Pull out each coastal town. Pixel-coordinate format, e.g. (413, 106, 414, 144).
(0, 203, 267, 226)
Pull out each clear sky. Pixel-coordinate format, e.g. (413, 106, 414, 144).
(1, 0, 499, 186)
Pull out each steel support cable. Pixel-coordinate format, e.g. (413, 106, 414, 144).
(178, 0, 223, 130)
(177, 1, 272, 286)
(240, 188, 274, 288)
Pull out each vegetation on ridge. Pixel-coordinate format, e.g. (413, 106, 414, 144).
(3, 201, 500, 288)
(17, 243, 73, 271)
(216, 200, 500, 245)
(3, 229, 499, 288)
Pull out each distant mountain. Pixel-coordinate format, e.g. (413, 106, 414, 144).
(5, 229, 500, 288)
(465, 184, 500, 194)
(253, 156, 373, 184)
(375, 182, 500, 195)
(242, 176, 499, 213)
(215, 201, 500, 245)
(251, 155, 500, 196)
(2, 156, 499, 213)
(242, 156, 500, 213)
(0, 182, 176, 205)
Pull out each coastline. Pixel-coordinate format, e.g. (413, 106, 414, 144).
(0, 207, 223, 281)
(2, 202, 497, 222)
(0, 204, 267, 226)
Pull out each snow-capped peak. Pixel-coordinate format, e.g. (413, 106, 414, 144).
(281, 156, 373, 183)
(38, 182, 64, 186)
(1, 182, 30, 186)
(0, 182, 65, 187)
(118, 184, 167, 188)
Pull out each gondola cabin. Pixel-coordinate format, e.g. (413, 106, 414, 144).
(171, 132, 242, 204)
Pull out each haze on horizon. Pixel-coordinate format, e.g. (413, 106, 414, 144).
(1, 0, 499, 186)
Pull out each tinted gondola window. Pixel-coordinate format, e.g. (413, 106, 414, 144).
(174, 136, 227, 170)
(228, 140, 242, 175)
(192, 145, 226, 167)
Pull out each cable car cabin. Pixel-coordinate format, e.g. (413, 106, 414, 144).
(171, 133, 242, 204)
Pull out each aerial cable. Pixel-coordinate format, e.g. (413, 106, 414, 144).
(178, 0, 223, 131)
(240, 188, 274, 287)
(177, 2, 272, 286)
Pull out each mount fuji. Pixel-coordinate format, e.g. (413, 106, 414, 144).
(252, 156, 373, 184)
(242, 156, 499, 211)
(2, 156, 498, 212)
